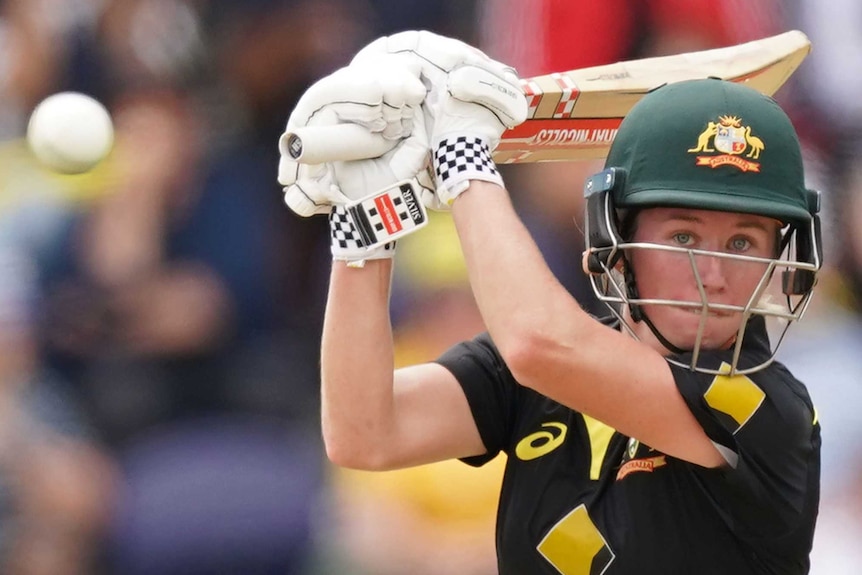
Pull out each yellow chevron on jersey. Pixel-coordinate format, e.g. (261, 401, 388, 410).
(703, 362, 765, 433)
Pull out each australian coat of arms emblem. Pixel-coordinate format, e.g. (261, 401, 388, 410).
(688, 115, 764, 172)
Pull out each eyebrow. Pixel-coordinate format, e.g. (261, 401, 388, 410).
(663, 214, 776, 233)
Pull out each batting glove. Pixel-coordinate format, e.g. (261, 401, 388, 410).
(352, 31, 528, 209)
(278, 57, 427, 217)
(278, 58, 436, 264)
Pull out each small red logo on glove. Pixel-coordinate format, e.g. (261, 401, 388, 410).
(374, 194, 403, 235)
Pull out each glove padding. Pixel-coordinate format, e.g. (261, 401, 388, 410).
(351, 30, 528, 208)
(351, 31, 527, 142)
(279, 56, 428, 217)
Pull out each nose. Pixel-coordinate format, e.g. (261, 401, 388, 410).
(693, 254, 727, 293)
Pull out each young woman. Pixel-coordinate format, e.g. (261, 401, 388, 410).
(280, 31, 822, 574)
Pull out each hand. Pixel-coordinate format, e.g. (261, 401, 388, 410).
(351, 31, 528, 208)
(290, 120, 434, 264)
(278, 57, 428, 217)
(352, 31, 526, 148)
(278, 57, 436, 263)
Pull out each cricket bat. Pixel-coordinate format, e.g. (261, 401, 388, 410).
(285, 30, 810, 165)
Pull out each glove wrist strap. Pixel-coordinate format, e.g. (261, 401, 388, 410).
(330, 179, 428, 264)
(432, 136, 503, 206)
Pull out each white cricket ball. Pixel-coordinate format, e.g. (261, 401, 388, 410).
(26, 92, 114, 174)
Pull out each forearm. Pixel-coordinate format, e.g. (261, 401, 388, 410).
(321, 259, 397, 468)
(451, 182, 590, 382)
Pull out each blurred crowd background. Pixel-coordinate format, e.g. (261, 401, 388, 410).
(0, 0, 858, 573)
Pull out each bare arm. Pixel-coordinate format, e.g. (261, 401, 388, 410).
(451, 181, 725, 468)
(321, 259, 486, 470)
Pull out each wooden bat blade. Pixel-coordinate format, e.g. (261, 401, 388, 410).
(496, 30, 811, 164)
(284, 30, 811, 165)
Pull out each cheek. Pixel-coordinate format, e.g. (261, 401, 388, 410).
(630, 251, 695, 297)
(727, 262, 773, 300)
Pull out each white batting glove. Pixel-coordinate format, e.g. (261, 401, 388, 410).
(279, 57, 427, 217)
(278, 60, 435, 264)
(351, 31, 528, 209)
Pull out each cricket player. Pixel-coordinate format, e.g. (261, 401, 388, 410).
(279, 31, 821, 574)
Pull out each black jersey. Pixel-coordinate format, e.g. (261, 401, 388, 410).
(435, 317, 820, 575)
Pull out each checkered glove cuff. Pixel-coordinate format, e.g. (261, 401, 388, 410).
(330, 205, 397, 263)
(432, 136, 503, 206)
(328, 180, 428, 265)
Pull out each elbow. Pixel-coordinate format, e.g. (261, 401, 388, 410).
(322, 430, 392, 471)
(497, 329, 562, 391)
(323, 438, 369, 470)
(324, 441, 360, 469)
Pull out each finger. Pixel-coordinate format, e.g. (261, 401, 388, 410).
(399, 104, 418, 138)
(326, 102, 386, 133)
(288, 66, 384, 129)
(380, 104, 403, 139)
(448, 65, 528, 128)
(358, 55, 426, 107)
(277, 151, 300, 186)
(283, 182, 329, 217)
(388, 112, 432, 181)
(313, 63, 425, 136)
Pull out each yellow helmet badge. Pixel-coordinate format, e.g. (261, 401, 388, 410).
(688, 115, 764, 172)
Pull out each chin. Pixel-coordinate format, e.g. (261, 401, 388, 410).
(648, 306, 741, 351)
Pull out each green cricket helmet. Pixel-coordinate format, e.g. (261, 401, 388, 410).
(583, 78, 822, 374)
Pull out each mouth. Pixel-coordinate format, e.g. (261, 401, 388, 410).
(680, 306, 734, 318)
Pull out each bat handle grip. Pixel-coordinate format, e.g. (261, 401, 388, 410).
(281, 125, 395, 164)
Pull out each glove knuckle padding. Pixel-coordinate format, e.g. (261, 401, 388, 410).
(353, 33, 524, 137)
(448, 66, 528, 128)
(282, 161, 336, 218)
(284, 183, 319, 218)
(287, 60, 423, 129)
(288, 68, 378, 129)
(372, 58, 426, 106)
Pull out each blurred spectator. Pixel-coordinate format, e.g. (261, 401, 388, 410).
(0, 246, 116, 575)
(0, 0, 69, 138)
(0, 2, 120, 574)
(37, 1, 380, 571)
(37, 78, 326, 575)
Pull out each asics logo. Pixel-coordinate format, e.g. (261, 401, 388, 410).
(515, 422, 568, 461)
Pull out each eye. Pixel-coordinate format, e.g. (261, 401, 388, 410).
(729, 237, 752, 252)
(672, 232, 695, 246)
